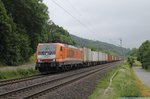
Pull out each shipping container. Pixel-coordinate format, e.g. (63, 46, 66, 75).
(105, 53, 108, 62)
(112, 56, 114, 61)
(102, 53, 106, 61)
(91, 51, 99, 61)
(98, 52, 103, 61)
(83, 47, 92, 62)
(108, 54, 112, 62)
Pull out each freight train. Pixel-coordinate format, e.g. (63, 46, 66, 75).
(35, 43, 120, 72)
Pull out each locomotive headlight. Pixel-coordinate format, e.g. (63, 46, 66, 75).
(38, 59, 41, 62)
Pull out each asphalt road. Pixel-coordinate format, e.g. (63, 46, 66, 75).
(133, 67, 150, 88)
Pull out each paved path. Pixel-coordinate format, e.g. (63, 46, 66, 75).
(0, 63, 35, 72)
(133, 67, 150, 88)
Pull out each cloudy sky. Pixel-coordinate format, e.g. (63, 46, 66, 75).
(43, 0, 150, 48)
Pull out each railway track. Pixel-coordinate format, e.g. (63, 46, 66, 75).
(0, 70, 74, 87)
(0, 62, 118, 99)
(0, 66, 102, 87)
(0, 74, 48, 87)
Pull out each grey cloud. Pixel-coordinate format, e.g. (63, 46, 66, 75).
(43, 0, 150, 48)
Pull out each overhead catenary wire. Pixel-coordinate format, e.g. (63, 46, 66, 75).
(51, 0, 95, 34)
(65, 0, 82, 16)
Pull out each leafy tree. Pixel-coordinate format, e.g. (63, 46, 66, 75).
(0, 0, 31, 65)
(127, 56, 135, 68)
(128, 48, 138, 57)
(137, 40, 150, 69)
(48, 22, 75, 45)
(0, 0, 76, 65)
(2, 0, 49, 52)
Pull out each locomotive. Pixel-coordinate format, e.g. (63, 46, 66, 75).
(35, 43, 120, 72)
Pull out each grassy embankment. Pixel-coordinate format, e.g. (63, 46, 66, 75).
(0, 68, 39, 80)
(89, 61, 150, 99)
(0, 54, 39, 80)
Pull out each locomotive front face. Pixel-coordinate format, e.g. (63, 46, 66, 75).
(37, 44, 56, 63)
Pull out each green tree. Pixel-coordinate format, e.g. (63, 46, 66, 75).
(0, 0, 31, 65)
(127, 56, 135, 68)
(48, 22, 75, 45)
(137, 40, 150, 69)
(0, 0, 76, 65)
(129, 48, 138, 57)
(2, 0, 49, 52)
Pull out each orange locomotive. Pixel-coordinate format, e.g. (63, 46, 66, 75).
(36, 43, 83, 72)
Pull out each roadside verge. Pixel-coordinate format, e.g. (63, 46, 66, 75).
(89, 61, 149, 99)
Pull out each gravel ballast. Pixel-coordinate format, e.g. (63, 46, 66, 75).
(39, 63, 120, 99)
(0, 62, 121, 99)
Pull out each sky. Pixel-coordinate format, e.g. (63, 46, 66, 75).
(43, 0, 150, 49)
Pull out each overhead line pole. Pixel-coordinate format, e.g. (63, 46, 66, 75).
(119, 38, 124, 59)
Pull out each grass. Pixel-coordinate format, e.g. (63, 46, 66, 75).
(0, 65, 6, 68)
(133, 60, 142, 66)
(0, 68, 39, 80)
(134, 73, 150, 97)
(89, 61, 149, 99)
(88, 65, 121, 99)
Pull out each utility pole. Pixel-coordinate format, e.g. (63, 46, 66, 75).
(119, 38, 122, 48)
(119, 38, 124, 59)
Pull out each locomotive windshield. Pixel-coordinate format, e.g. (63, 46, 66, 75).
(38, 44, 56, 55)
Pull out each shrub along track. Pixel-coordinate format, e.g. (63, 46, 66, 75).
(0, 62, 120, 99)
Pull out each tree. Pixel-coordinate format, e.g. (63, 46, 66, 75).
(127, 56, 135, 68)
(48, 22, 75, 45)
(128, 48, 138, 57)
(0, 0, 75, 65)
(2, 0, 49, 53)
(0, 0, 31, 65)
(137, 40, 150, 69)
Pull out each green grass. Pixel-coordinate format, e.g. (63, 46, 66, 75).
(89, 66, 120, 99)
(0, 68, 39, 80)
(89, 61, 141, 99)
(0, 65, 6, 68)
(133, 60, 142, 66)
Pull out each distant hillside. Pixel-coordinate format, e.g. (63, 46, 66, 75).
(71, 34, 130, 56)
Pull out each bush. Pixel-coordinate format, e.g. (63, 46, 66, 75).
(137, 40, 150, 70)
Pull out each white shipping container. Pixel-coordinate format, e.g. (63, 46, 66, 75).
(111, 56, 113, 61)
(98, 52, 103, 61)
(102, 53, 106, 61)
(92, 51, 99, 61)
(114, 56, 116, 61)
(112, 56, 115, 61)
(83, 47, 92, 62)
(115, 56, 117, 61)
(105, 54, 108, 61)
